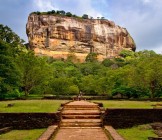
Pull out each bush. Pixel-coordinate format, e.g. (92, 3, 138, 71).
(66, 12, 72, 17)
(85, 53, 98, 62)
(67, 85, 79, 95)
(102, 58, 114, 67)
(5, 89, 23, 98)
(112, 86, 146, 99)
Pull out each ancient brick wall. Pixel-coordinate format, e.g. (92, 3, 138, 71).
(1, 109, 162, 129)
(103, 109, 162, 128)
(0, 113, 60, 129)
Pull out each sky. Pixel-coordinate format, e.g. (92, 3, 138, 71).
(0, 0, 162, 53)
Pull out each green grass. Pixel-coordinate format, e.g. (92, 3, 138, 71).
(0, 100, 68, 113)
(0, 129, 46, 140)
(117, 124, 157, 140)
(0, 100, 161, 113)
(94, 100, 161, 108)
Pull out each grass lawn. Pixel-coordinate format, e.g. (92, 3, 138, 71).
(94, 100, 161, 108)
(0, 100, 68, 113)
(0, 100, 161, 113)
(117, 124, 157, 140)
(0, 129, 46, 140)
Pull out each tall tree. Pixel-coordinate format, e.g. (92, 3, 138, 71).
(16, 51, 52, 96)
(0, 40, 21, 99)
(0, 24, 24, 46)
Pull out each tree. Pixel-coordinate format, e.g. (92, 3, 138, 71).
(85, 53, 98, 62)
(35, 11, 41, 15)
(82, 14, 88, 19)
(102, 58, 114, 67)
(79, 62, 103, 76)
(79, 75, 98, 95)
(0, 24, 26, 57)
(96, 76, 114, 96)
(135, 56, 162, 98)
(119, 49, 135, 58)
(16, 51, 52, 96)
(59, 10, 66, 15)
(66, 12, 72, 17)
(50, 77, 74, 95)
(0, 24, 27, 99)
(0, 24, 24, 45)
(120, 53, 162, 98)
(0, 40, 21, 99)
(67, 85, 79, 95)
(66, 52, 78, 63)
(64, 66, 81, 78)
(51, 60, 67, 78)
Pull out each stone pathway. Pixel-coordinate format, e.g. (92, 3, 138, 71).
(54, 128, 108, 140)
(53, 101, 109, 140)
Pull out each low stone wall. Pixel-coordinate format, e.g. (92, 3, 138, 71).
(37, 125, 58, 140)
(103, 108, 162, 128)
(0, 127, 12, 135)
(104, 126, 125, 140)
(0, 113, 60, 129)
(2, 108, 162, 130)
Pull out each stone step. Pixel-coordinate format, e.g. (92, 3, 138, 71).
(60, 119, 102, 127)
(61, 119, 101, 123)
(60, 127, 102, 129)
(64, 105, 98, 108)
(62, 110, 101, 115)
(60, 123, 102, 127)
(60, 101, 102, 128)
(62, 114, 100, 119)
(63, 107, 99, 110)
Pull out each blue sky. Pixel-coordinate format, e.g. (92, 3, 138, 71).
(0, 0, 162, 53)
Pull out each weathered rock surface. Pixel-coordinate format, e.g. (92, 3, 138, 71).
(26, 13, 136, 62)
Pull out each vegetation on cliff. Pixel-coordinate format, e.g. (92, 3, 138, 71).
(31, 10, 104, 19)
(0, 24, 162, 99)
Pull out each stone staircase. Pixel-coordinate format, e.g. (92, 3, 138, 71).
(60, 101, 102, 127)
(39, 101, 124, 140)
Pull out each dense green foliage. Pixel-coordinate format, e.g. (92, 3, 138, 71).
(0, 24, 162, 99)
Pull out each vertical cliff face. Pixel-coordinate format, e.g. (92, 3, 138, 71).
(26, 13, 136, 61)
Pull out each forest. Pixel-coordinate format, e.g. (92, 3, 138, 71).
(0, 24, 162, 99)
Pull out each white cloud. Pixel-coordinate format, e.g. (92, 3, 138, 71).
(74, 0, 103, 18)
(32, 0, 102, 18)
(152, 45, 162, 54)
(110, 0, 162, 53)
(141, 0, 162, 9)
(142, 0, 151, 4)
(33, 0, 59, 11)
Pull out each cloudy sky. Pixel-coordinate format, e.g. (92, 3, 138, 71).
(0, 0, 162, 53)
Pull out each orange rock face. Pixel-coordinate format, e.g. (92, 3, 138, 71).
(26, 14, 136, 62)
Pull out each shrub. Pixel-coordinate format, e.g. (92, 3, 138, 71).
(67, 85, 79, 95)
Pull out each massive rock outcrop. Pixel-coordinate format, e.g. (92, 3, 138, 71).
(26, 13, 136, 62)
